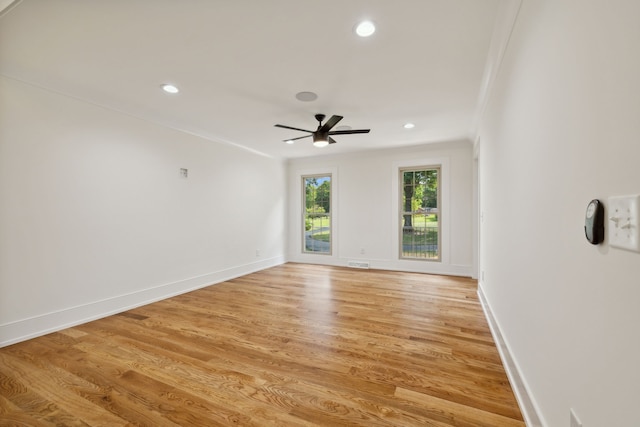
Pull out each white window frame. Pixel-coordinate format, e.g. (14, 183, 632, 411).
(293, 167, 338, 260)
(399, 165, 441, 261)
(391, 158, 449, 265)
(302, 173, 333, 255)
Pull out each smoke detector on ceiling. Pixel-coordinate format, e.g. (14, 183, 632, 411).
(295, 91, 318, 102)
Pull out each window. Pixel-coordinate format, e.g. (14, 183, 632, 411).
(303, 174, 331, 254)
(400, 167, 440, 260)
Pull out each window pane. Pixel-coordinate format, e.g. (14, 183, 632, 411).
(303, 175, 331, 254)
(400, 168, 440, 260)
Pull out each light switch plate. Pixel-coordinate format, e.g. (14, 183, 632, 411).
(608, 195, 640, 252)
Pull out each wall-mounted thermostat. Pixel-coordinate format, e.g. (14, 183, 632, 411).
(608, 195, 640, 252)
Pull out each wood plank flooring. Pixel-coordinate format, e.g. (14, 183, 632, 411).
(0, 263, 524, 426)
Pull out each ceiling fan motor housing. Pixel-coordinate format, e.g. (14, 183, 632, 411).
(274, 113, 370, 146)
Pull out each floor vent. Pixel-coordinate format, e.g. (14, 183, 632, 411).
(347, 261, 370, 269)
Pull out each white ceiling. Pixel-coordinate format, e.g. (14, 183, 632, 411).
(0, 0, 508, 159)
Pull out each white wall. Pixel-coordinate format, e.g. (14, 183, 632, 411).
(287, 141, 474, 276)
(0, 76, 286, 346)
(478, 0, 640, 426)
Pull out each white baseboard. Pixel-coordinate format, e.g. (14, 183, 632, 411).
(0, 256, 285, 348)
(287, 254, 472, 277)
(477, 282, 545, 427)
(369, 259, 472, 277)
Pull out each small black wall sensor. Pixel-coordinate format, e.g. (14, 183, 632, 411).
(584, 199, 604, 244)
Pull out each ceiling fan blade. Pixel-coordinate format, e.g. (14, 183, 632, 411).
(328, 137, 338, 144)
(274, 124, 313, 133)
(318, 115, 343, 133)
(328, 129, 370, 135)
(283, 134, 312, 142)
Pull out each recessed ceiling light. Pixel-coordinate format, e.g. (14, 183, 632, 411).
(161, 84, 179, 94)
(355, 20, 376, 37)
(295, 91, 318, 102)
(404, 123, 415, 129)
(285, 140, 295, 145)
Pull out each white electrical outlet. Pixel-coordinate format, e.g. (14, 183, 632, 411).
(255, 249, 260, 257)
(608, 195, 640, 252)
(570, 408, 582, 427)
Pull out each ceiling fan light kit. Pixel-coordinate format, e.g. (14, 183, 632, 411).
(312, 135, 329, 148)
(275, 113, 370, 148)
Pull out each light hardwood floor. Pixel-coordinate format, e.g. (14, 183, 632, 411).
(0, 263, 524, 426)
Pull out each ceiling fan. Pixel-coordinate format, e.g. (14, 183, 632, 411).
(275, 114, 370, 148)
